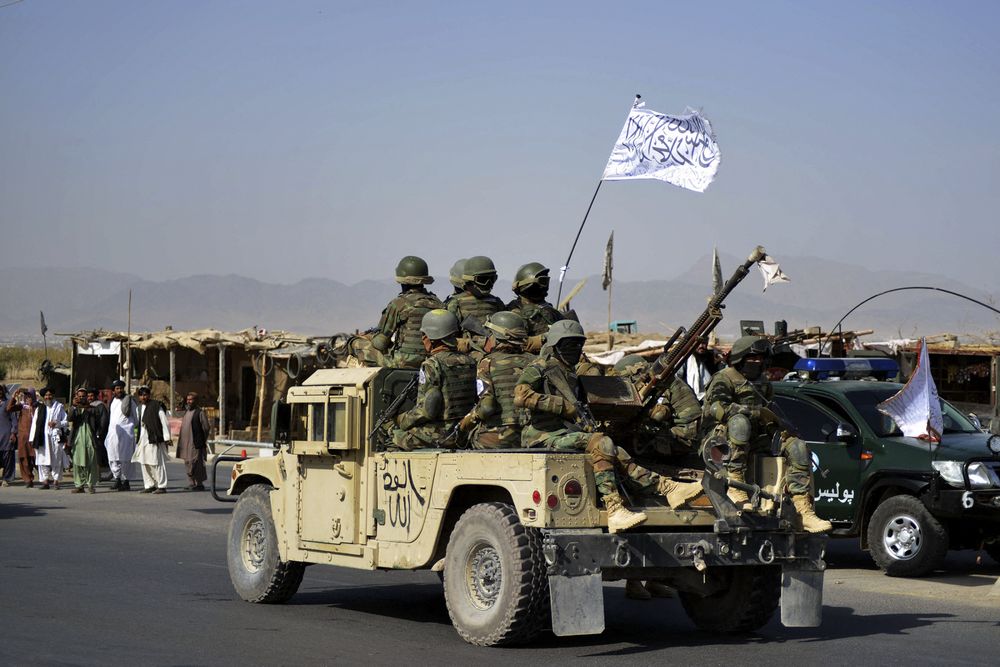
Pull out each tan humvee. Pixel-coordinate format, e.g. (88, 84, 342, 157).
(222, 367, 826, 647)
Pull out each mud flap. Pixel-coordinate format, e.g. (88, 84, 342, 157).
(780, 563, 824, 627)
(548, 573, 605, 636)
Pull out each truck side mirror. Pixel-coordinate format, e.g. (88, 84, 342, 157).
(835, 423, 857, 443)
(966, 413, 983, 431)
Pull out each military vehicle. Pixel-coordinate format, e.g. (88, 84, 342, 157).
(772, 358, 1000, 576)
(217, 247, 828, 646)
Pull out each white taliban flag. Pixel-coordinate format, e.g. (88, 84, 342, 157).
(877, 339, 943, 442)
(758, 254, 790, 292)
(602, 99, 720, 192)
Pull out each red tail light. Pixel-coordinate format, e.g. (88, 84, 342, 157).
(546, 494, 558, 509)
(532, 490, 541, 505)
(563, 479, 582, 497)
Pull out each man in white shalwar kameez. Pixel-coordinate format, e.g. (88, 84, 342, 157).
(105, 380, 137, 491)
(132, 386, 171, 493)
(29, 387, 68, 490)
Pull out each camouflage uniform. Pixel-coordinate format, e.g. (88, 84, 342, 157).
(371, 289, 444, 369)
(447, 256, 506, 358)
(507, 262, 564, 352)
(506, 296, 564, 336)
(701, 365, 811, 495)
(447, 291, 506, 328)
(467, 345, 536, 449)
(391, 347, 477, 451)
(608, 355, 702, 458)
(514, 353, 659, 497)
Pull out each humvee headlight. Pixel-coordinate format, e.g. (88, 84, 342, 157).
(932, 460, 1000, 489)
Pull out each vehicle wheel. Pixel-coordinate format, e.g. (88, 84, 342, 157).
(867, 495, 948, 577)
(228, 484, 305, 603)
(679, 565, 780, 633)
(443, 502, 549, 646)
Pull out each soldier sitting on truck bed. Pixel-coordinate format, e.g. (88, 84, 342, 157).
(390, 309, 477, 451)
(370, 256, 445, 369)
(446, 255, 506, 358)
(458, 311, 536, 449)
(608, 354, 702, 459)
(513, 320, 703, 533)
(701, 335, 831, 533)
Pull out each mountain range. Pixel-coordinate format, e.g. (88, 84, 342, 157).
(2, 254, 998, 343)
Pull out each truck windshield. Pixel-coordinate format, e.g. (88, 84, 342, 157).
(844, 387, 980, 437)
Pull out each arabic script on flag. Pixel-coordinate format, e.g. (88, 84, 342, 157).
(602, 102, 720, 192)
(878, 339, 943, 442)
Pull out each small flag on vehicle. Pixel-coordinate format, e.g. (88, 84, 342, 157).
(758, 255, 790, 292)
(877, 339, 943, 442)
(602, 231, 614, 291)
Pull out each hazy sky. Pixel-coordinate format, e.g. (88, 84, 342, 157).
(2, 1, 998, 292)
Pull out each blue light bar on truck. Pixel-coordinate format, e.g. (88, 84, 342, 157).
(793, 357, 899, 380)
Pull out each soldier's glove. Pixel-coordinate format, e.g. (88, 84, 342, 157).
(561, 400, 579, 421)
(458, 412, 476, 432)
(456, 338, 472, 354)
(649, 403, 671, 423)
(524, 335, 544, 353)
(757, 406, 780, 427)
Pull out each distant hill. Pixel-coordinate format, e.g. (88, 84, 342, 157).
(1, 256, 998, 343)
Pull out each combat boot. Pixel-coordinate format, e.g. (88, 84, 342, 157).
(657, 477, 703, 509)
(625, 579, 651, 600)
(603, 492, 647, 533)
(792, 494, 832, 533)
(726, 471, 753, 511)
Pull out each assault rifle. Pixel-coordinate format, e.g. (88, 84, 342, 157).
(543, 367, 599, 432)
(636, 246, 767, 414)
(368, 374, 419, 449)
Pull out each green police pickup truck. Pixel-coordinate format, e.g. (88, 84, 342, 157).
(772, 358, 1000, 577)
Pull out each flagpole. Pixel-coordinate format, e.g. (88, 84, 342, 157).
(126, 289, 132, 393)
(555, 94, 642, 307)
(556, 179, 603, 307)
(607, 280, 613, 351)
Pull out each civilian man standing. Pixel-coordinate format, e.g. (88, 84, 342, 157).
(0, 385, 18, 486)
(176, 392, 211, 491)
(30, 387, 67, 490)
(132, 386, 171, 493)
(105, 380, 136, 491)
(8, 388, 37, 486)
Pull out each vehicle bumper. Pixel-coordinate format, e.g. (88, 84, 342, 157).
(541, 528, 826, 578)
(925, 488, 1000, 520)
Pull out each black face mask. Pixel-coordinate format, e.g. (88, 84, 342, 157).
(520, 283, 549, 300)
(741, 359, 764, 381)
(554, 340, 584, 367)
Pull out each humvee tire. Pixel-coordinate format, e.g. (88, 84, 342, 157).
(679, 565, 780, 633)
(867, 495, 948, 577)
(442, 502, 549, 646)
(228, 484, 305, 603)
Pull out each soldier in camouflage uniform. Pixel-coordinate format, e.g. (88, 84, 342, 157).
(390, 310, 477, 451)
(446, 256, 506, 357)
(506, 262, 565, 352)
(701, 336, 831, 533)
(459, 312, 535, 449)
(442, 258, 466, 306)
(371, 256, 444, 369)
(514, 321, 699, 533)
(609, 354, 703, 458)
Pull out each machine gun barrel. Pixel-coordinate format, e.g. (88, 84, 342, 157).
(637, 245, 767, 411)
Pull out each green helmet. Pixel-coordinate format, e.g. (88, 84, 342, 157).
(611, 354, 647, 379)
(395, 256, 434, 285)
(448, 258, 467, 288)
(729, 335, 772, 365)
(484, 311, 528, 343)
(512, 262, 550, 294)
(419, 309, 459, 340)
(461, 255, 498, 291)
(544, 319, 586, 347)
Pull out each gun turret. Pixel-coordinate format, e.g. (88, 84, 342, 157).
(636, 246, 767, 413)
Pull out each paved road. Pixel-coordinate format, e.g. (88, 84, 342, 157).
(1, 463, 998, 665)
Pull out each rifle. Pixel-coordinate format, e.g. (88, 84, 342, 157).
(368, 374, 419, 448)
(543, 367, 599, 432)
(636, 246, 767, 414)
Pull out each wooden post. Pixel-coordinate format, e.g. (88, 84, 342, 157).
(168, 347, 176, 417)
(255, 352, 267, 442)
(606, 281, 614, 351)
(991, 354, 1000, 434)
(218, 344, 227, 438)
